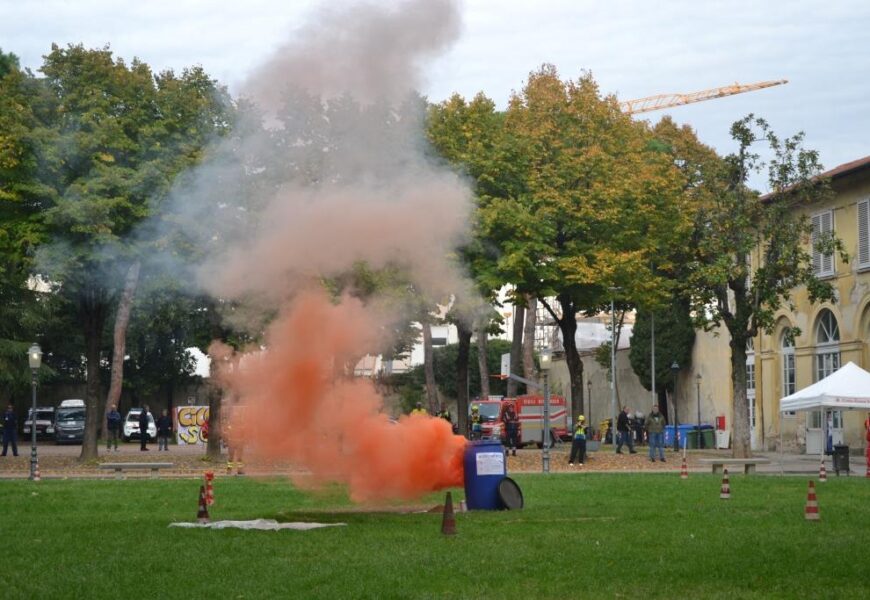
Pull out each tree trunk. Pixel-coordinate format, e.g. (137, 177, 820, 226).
(476, 322, 490, 400)
(522, 295, 537, 380)
(730, 339, 751, 458)
(555, 297, 583, 426)
(206, 380, 223, 460)
(422, 321, 439, 413)
(506, 303, 524, 397)
(104, 261, 140, 419)
(456, 321, 471, 437)
(80, 294, 108, 461)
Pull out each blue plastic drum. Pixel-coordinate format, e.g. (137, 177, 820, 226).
(463, 440, 507, 510)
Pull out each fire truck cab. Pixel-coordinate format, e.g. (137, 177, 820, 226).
(469, 395, 569, 447)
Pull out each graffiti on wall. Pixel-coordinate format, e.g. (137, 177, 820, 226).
(176, 406, 209, 445)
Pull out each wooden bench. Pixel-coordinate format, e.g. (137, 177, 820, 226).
(698, 458, 771, 474)
(99, 462, 174, 480)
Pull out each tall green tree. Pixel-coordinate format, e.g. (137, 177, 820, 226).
(479, 66, 689, 423)
(33, 44, 231, 459)
(685, 115, 845, 458)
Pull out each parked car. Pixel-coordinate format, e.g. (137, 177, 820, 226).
(54, 404, 85, 444)
(23, 406, 56, 439)
(123, 408, 157, 442)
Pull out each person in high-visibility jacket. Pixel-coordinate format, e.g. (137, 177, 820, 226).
(410, 402, 428, 416)
(470, 404, 483, 440)
(569, 415, 587, 466)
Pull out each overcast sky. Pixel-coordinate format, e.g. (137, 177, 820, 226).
(2, 0, 868, 189)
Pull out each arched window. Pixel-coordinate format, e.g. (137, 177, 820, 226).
(815, 309, 840, 381)
(781, 332, 796, 416)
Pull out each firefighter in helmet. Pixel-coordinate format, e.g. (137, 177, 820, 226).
(502, 401, 520, 456)
(410, 401, 428, 416)
(569, 414, 587, 467)
(470, 404, 483, 440)
(224, 412, 245, 476)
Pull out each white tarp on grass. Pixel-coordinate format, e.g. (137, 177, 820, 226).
(779, 362, 870, 412)
(169, 519, 346, 531)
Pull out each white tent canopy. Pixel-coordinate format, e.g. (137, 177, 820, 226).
(779, 361, 870, 412)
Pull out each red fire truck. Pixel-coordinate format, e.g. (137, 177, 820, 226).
(471, 395, 569, 447)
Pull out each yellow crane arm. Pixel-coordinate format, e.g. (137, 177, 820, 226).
(620, 79, 788, 114)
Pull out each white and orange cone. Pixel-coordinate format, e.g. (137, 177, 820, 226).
(719, 467, 731, 500)
(441, 492, 457, 536)
(680, 455, 689, 480)
(818, 457, 827, 482)
(33, 462, 41, 482)
(805, 480, 820, 521)
(865, 448, 870, 478)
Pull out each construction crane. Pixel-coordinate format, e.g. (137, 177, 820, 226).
(620, 79, 788, 115)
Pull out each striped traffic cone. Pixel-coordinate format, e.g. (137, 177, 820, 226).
(33, 462, 41, 482)
(197, 485, 210, 523)
(719, 467, 731, 500)
(680, 454, 689, 480)
(804, 480, 820, 521)
(865, 448, 870, 478)
(441, 491, 457, 536)
(818, 457, 827, 482)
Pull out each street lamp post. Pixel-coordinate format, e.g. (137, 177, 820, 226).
(586, 379, 592, 438)
(539, 350, 552, 474)
(609, 287, 621, 453)
(696, 373, 704, 449)
(28, 343, 42, 481)
(670, 361, 680, 452)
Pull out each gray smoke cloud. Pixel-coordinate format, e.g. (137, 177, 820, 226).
(163, 0, 475, 322)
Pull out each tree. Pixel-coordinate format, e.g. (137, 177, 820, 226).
(628, 298, 696, 419)
(685, 115, 845, 458)
(479, 66, 688, 423)
(32, 45, 231, 459)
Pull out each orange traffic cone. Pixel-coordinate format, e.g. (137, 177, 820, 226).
(805, 480, 820, 521)
(197, 485, 210, 523)
(441, 491, 457, 536)
(818, 457, 827, 483)
(680, 455, 689, 480)
(719, 467, 731, 500)
(865, 448, 870, 478)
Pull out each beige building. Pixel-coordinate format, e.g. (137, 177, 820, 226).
(688, 156, 870, 453)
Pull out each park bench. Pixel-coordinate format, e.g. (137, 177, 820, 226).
(99, 462, 174, 480)
(698, 458, 771, 474)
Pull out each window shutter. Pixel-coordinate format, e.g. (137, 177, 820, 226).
(811, 213, 822, 274)
(821, 211, 833, 274)
(859, 199, 870, 268)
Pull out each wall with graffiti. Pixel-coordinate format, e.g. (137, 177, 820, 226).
(176, 406, 209, 445)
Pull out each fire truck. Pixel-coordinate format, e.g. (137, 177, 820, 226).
(470, 395, 569, 447)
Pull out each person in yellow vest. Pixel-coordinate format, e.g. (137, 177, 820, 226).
(470, 404, 483, 440)
(224, 418, 245, 476)
(410, 402, 428, 416)
(569, 415, 587, 467)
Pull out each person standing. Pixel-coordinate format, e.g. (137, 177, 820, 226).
(2, 403, 18, 457)
(410, 402, 428, 416)
(502, 402, 520, 456)
(645, 404, 666, 462)
(106, 404, 121, 452)
(469, 404, 483, 440)
(569, 415, 587, 466)
(138, 406, 151, 451)
(156, 409, 173, 451)
(616, 406, 637, 454)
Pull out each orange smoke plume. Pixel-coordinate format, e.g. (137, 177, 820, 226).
(211, 289, 466, 502)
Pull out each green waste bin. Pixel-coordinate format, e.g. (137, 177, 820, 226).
(685, 428, 715, 449)
(701, 429, 714, 448)
(685, 430, 700, 449)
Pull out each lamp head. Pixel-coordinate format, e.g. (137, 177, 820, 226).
(539, 350, 552, 371)
(28, 343, 42, 370)
(670, 361, 679, 374)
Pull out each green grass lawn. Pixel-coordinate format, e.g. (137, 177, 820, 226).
(1, 473, 868, 599)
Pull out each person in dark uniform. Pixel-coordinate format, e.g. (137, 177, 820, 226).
(106, 404, 121, 451)
(2, 403, 18, 457)
(156, 409, 173, 451)
(139, 406, 151, 451)
(502, 402, 520, 456)
(616, 406, 637, 454)
(469, 404, 483, 440)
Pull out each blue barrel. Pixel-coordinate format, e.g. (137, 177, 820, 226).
(463, 440, 507, 510)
